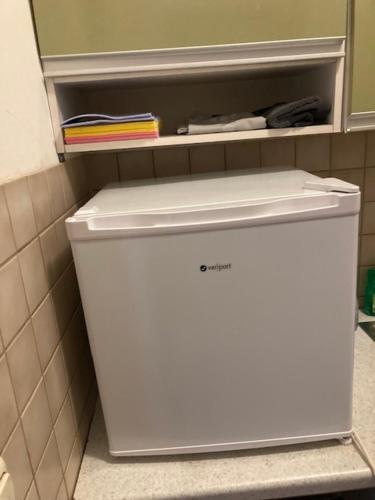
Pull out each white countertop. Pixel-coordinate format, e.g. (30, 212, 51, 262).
(74, 325, 375, 500)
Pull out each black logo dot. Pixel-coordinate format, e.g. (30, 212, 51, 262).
(200, 265, 207, 272)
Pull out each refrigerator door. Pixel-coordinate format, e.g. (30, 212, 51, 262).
(69, 168, 357, 219)
(67, 191, 359, 240)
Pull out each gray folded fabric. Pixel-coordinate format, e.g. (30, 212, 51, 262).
(177, 112, 267, 135)
(264, 96, 330, 128)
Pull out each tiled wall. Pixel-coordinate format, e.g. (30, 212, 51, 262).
(1, 130, 374, 500)
(0, 157, 96, 500)
(85, 131, 375, 305)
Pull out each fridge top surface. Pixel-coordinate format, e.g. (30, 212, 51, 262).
(77, 168, 335, 217)
(66, 168, 360, 241)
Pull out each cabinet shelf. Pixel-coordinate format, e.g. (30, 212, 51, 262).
(64, 125, 334, 154)
(43, 38, 345, 155)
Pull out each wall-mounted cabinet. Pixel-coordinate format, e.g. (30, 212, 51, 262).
(43, 39, 345, 154)
(30, 0, 351, 155)
(32, 0, 347, 56)
(346, 0, 375, 131)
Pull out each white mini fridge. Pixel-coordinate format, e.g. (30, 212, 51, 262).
(66, 168, 360, 456)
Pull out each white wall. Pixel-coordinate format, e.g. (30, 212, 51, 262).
(0, 0, 58, 184)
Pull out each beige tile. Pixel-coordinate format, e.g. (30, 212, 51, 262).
(67, 203, 77, 218)
(68, 393, 79, 432)
(260, 138, 295, 168)
(61, 307, 86, 383)
(46, 166, 66, 220)
(69, 382, 86, 431)
(331, 132, 366, 170)
(366, 130, 375, 167)
(78, 383, 97, 449)
(66, 156, 88, 203)
(19, 239, 49, 313)
(118, 150, 155, 181)
(28, 171, 53, 233)
(87, 379, 98, 407)
(64, 436, 82, 499)
(2, 423, 33, 500)
(52, 265, 80, 335)
(44, 345, 69, 423)
(296, 135, 330, 172)
(0, 256, 29, 347)
(55, 395, 77, 470)
(313, 170, 330, 178)
(7, 321, 42, 412)
(225, 141, 261, 170)
(4, 177, 37, 250)
(0, 354, 19, 450)
(333, 168, 365, 190)
(189, 145, 225, 174)
(25, 482, 40, 500)
(362, 202, 375, 234)
(59, 163, 75, 211)
(39, 225, 61, 287)
(360, 235, 375, 266)
(154, 148, 190, 177)
(75, 157, 89, 200)
(78, 415, 91, 454)
(32, 295, 61, 371)
(56, 481, 68, 500)
(70, 351, 93, 427)
(54, 215, 72, 273)
(0, 187, 16, 265)
(364, 167, 375, 202)
(358, 266, 371, 298)
(85, 153, 119, 190)
(59, 158, 88, 210)
(22, 381, 53, 472)
(35, 432, 63, 500)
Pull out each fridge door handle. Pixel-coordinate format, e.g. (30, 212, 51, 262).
(66, 193, 359, 240)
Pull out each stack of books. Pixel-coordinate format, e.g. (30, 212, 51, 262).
(62, 113, 159, 144)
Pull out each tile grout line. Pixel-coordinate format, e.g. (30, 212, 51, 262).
(54, 392, 77, 470)
(0, 189, 81, 470)
(0, 188, 84, 274)
(0, 161, 92, 499)
(1, 181, 30, 263)
(24, 480, 38, 500)
(43, 303, 78, 381)
(0, 366, 40, 491)
(0, 185, 17, 269)
(2, 253, 76, 355)
(0, 352, 21, 456)
(33, 427, 64, 499)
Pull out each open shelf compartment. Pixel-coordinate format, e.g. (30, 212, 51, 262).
(44, 38, 345, 154)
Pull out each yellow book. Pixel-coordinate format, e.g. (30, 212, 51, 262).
(64, 121, 158, 136)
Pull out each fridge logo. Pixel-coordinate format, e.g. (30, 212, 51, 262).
(200, 263, 232, 272)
